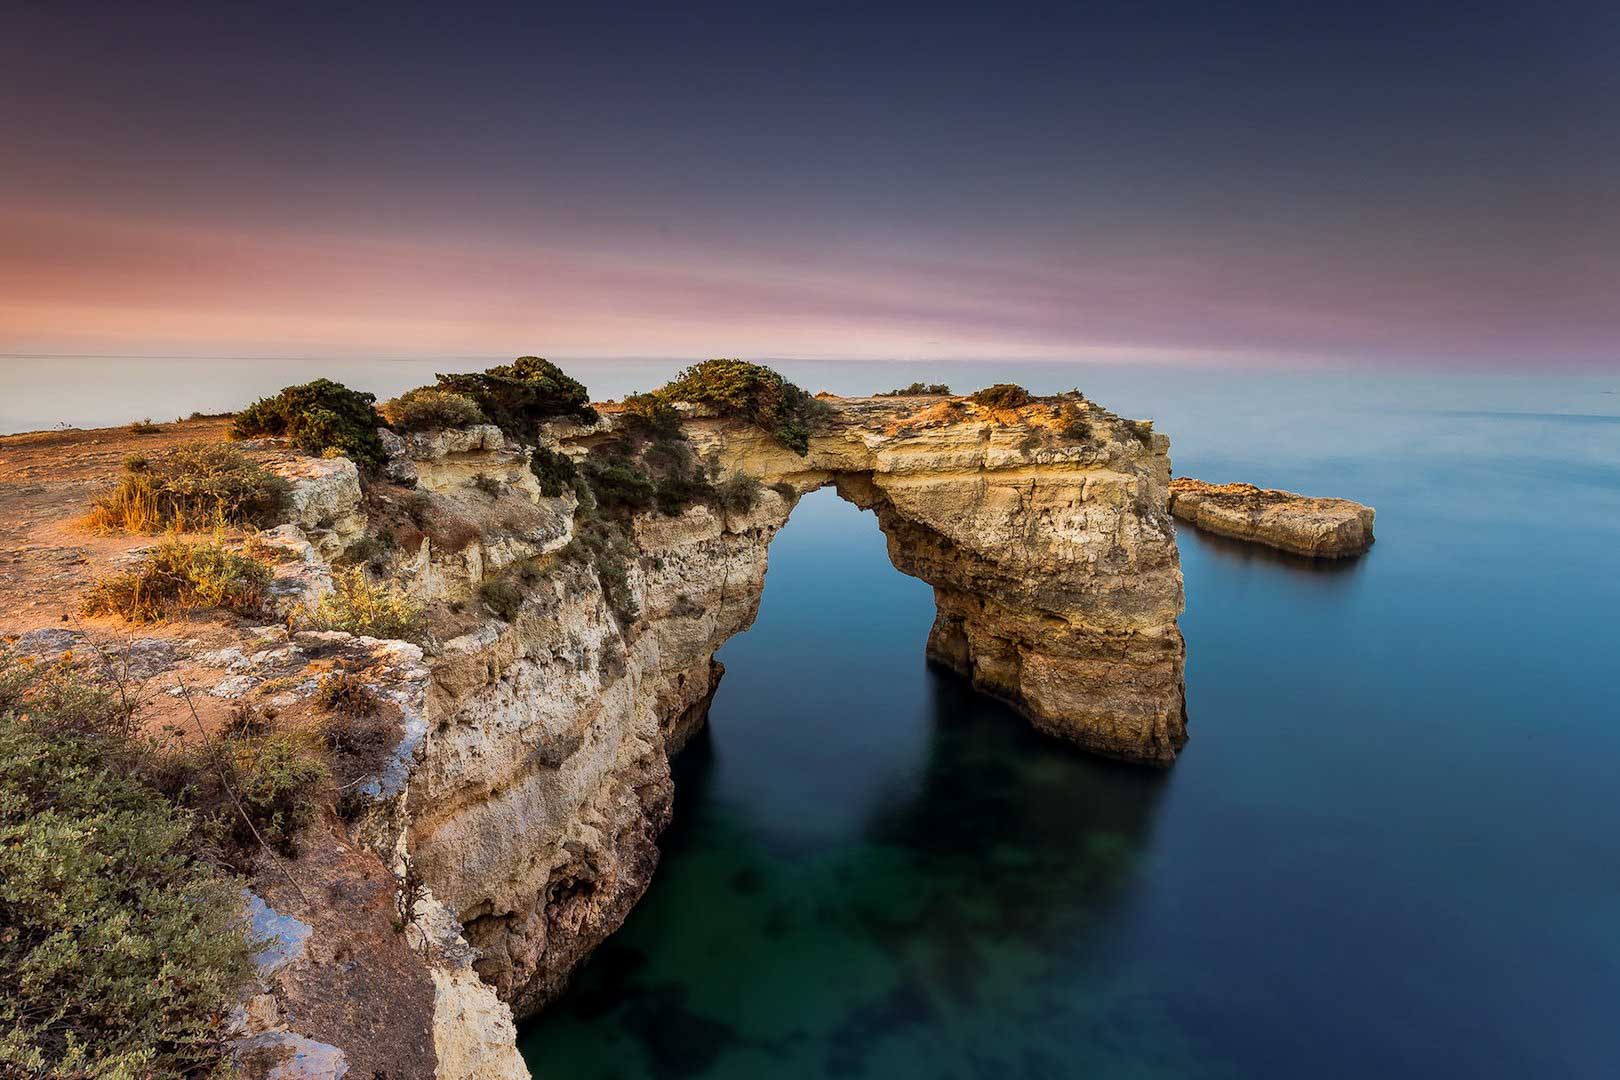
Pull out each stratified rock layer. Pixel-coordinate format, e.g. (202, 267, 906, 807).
(1168, 478, 1375, 557)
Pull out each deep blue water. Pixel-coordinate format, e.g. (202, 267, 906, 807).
(514, 371, 1620, 1079)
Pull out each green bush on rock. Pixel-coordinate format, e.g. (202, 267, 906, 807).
(232, 378, 388, 469)
(656, 359, 825, 455)
(381, 387, 487, 431)
(969, 383, 1033, 409)
(434, 357, 597, 439)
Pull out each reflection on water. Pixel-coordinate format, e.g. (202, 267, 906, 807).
(521, 372, 1620, 1078)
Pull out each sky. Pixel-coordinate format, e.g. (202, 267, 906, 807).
(2, 0, 1616, 370)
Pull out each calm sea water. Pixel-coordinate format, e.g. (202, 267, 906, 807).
(509, 368, 1620, 1079)
(4, 358, 1615, 1077)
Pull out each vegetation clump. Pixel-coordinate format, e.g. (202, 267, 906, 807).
(87, 442, 288, 533)
(128, 417, 163, 435)
(656, 359, 825, 454)
(0, 651, 254, 1078)
(434, 357, 597, 439)
(232, 378, 388, 470)
(562, 517, 639, 624)
(83, 537, 271, 622)
(380, 387, 487, 431)
(297, 567, 424, 642)
(470, 471, 503, 497)
(714, 473, 762, 513)
(206, 727, 327, 855)
(478, 577, 525, 621)
(529, 446, 578, 498)
(314, 669, 375, 716)
(875, 382, 951, 396)
(619, 392, 684, 440)
(969, 383, 1034, 409)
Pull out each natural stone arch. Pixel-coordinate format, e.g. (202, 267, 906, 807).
(679, 396, 1188, 765)
(403, 392, 1188, 1021)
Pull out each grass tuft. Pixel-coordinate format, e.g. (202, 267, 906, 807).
(83, 537, 271, 622)
(87, 442, 288, 533)
(297, 567, 424, 642)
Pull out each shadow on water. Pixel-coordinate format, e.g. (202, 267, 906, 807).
(1171, 522, 1371, 578)
(528, 665, 1178, 1080)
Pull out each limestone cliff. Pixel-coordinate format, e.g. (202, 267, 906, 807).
(397, 391, 1187, 1041)
(0, 390, 1186, 1078)
(1168, 477, 1375, 557)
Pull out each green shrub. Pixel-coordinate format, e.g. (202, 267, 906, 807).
(619, 392, 684, 440)
(434, 357, 597, 439)
(875, 382, 951, 396)
(218, 730, 326, 854)
(87, 442, 288, 533)
(470, 472, 503, 497)
(0, 654, 253, 1078)
(564, 517, 639, 624)
(530, 446, 578, 497)
(969, 383, 1033, 409)
(638, 436, 714, 516)
(314, 669, 375, 716)
(381, 387, 487, 431)
(479, 577, 525, 621)
(654, 472, 715, 516)
(656, 359, 824, 455)
(83, 537, 271, 622)
(714, 473, 762, 513)
(585, 460, 657, 516)
(232, 378, 387, 469)
(297, 567, 424, 642)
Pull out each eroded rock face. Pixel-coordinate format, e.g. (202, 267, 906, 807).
(1168, 477, 1375, 557)
(398, 391, 1188, 1028)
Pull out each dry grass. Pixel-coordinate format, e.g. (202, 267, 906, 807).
(82, 537, 272, 622)
(86, 442, 287, 533)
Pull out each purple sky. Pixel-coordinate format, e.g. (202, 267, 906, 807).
(3, 2, 1616, 369)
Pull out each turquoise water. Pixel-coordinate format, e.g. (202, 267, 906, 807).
(516, 371, 1620, 1078)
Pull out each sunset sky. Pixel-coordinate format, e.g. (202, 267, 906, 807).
(3, 1, 1616, 369)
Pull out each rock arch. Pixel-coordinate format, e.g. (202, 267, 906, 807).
(403, 393, 1187, 1019)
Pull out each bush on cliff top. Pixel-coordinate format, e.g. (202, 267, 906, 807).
(434, 357, 598, 439)
(875, 382, 952, 396)
(0, 651, 253, 1078)
(87, 442, 289, 533)
(619, 392, 684, 440)
(381, 387, 487, 432)
(969, 383, 1033, 409)
(655, 359, 824, 455)
(232, 378, 388, 470)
